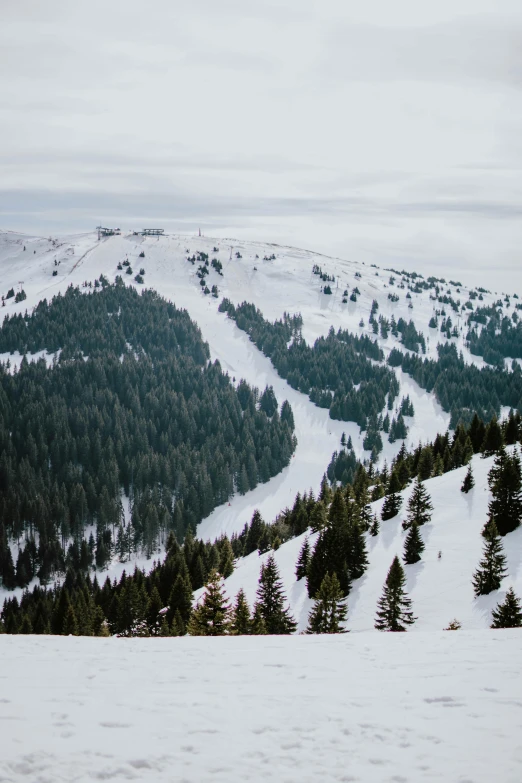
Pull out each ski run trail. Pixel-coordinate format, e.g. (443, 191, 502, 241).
(0, 228, 521, 782)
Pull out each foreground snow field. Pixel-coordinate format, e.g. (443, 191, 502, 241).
(1, 633, 521, 783)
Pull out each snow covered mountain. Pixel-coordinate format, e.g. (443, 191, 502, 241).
(0, 227, 520, 632)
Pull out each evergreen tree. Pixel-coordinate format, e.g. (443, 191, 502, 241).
(309, 501, 328, 533)
(255, 555, 296, 635)
(295, 537, 311, 580)
(187, 569, 231, 636)
(306, 573, 347, 634)
(491, 588, 522, 628)
(403, 477, 433, 529)
(62, 603, 79, 636)
(461, 464, 475, 493)
(381, 470, 402, 521)
(167, 572, 193, 633)
(487, 446, 522, 536)
(472, 520, 508, 596)
(250, 603, 267, 635)
(230, 589, 252, 635)
(403, 523, 424, 564)
(375, 556, 416, 631)
(481, 416, 503, 456)
(369, 514, 380, 536)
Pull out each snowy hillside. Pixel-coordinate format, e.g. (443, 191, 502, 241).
(0, 227, 520, 628)
(209, 451, 522, 633)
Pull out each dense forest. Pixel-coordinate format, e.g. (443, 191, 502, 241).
(219, 298, 400, 428)
(0, 281, 296, 590)
(388, 343, 522, 427)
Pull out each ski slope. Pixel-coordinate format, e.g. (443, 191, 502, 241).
(0, 228, 518, 597)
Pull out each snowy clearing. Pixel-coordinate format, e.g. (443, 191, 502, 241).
(1, 632, 521, 783)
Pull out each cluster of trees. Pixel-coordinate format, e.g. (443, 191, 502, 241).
(467, 313, 522, 365)
(219, 299, 400, 428)
(388, 342, 522, 427)
(0, 282, 296, 590)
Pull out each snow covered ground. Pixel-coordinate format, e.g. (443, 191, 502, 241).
(1, 632, 521, 783)
(202, 451, 522, 634)
(0, 228, 516, 595)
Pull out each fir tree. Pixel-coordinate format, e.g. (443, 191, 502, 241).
(295, 537, 311, 580)
(255, 555, 296, 635)
(403, 477, 433, 529)
(487, 446, 522, 536)
(381, 470, 402, 521)
(369, 514, 380, 536)
(461, 464, 475, 493)
(375, 556, 416, 631)
(491, 588, 522, 628)
(309, 501, 328, 533)
(250, 603, 267, 635)
(62, 603, 79, 636)
(472, 520, 508, 597)
(230, 589, 252, 635)
(167, 572, 193, 633)
(187, 569, 231, 636)
(403, 523, 424, 564)
(306, 573, 348, 634)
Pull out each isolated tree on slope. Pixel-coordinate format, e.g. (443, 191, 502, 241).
(230, 589, 252, 635)
(306, 573, 347, 634)
(375, 556, 416, 631)
(461, 464, 475, 494)
(295, 536, 311, 581)
(472, 520, 507, 597)
(403, 523, 424, 565)
(255, 554, 296, 635)
(490, 588, 522, 628)
(187, 569, 231, 636)
(403, 476, 433, 530)
(487, 446, 522, 536)
(381, 470, 402, 521)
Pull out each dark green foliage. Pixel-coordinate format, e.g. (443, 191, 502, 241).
(230, 589, 252, 635)
(481, 417, 503, 456)
(403, 477, 433, 529)
(461, 464, 475, 493)
(295, 537, 310, 580)
(375, 556, 416, 631)
(221, 300, 399, 428)
(472, 520, 508, 597)
(403, 523, 424, 564)
(306, 573, 347, 634)
(0, 283, 296, 589)
(307, 489, 368, 598)
(381, 471, 402, 521)
(187, 569, 231, 636)
(487, 447, 522, 536)
(255, 554, 296, 635)
(491, 588, 522, 628)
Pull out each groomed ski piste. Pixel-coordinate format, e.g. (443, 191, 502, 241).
(0, 228, 521, 782)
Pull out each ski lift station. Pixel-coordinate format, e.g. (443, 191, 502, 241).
(97, 226, 121, 239)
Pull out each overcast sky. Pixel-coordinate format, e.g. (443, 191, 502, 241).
(2, 0, 522, 288)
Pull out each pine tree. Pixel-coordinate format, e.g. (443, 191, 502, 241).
(306, 573, 347, 634)
(250, 603, 267, 635)
(491, 588, 522, 628)
(403, 523, 424, 564)
(255, 555, 296, 635)
(230, 589, 252, 635)
(381, 470, 402, 521)
(481, 417, 503, 456)
(167, 572, 193, 633)
(375, 556, 416, 631)
(461, 464, 475, 493)
(309, 501, 328, 533)
(295, 537, 311, 580)
(403, 477, 433, 529)
(472, 520, 508, 597)
(62, 603, 79, 636)
(187, 569, 231, 636)
(487, 446, 522, 536)
(369, 514, 380, 536)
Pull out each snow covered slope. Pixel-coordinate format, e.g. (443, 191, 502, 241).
(0, 228, 518, 603)
(1, 632, 522, 783)
(209, 451, 522, 634)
